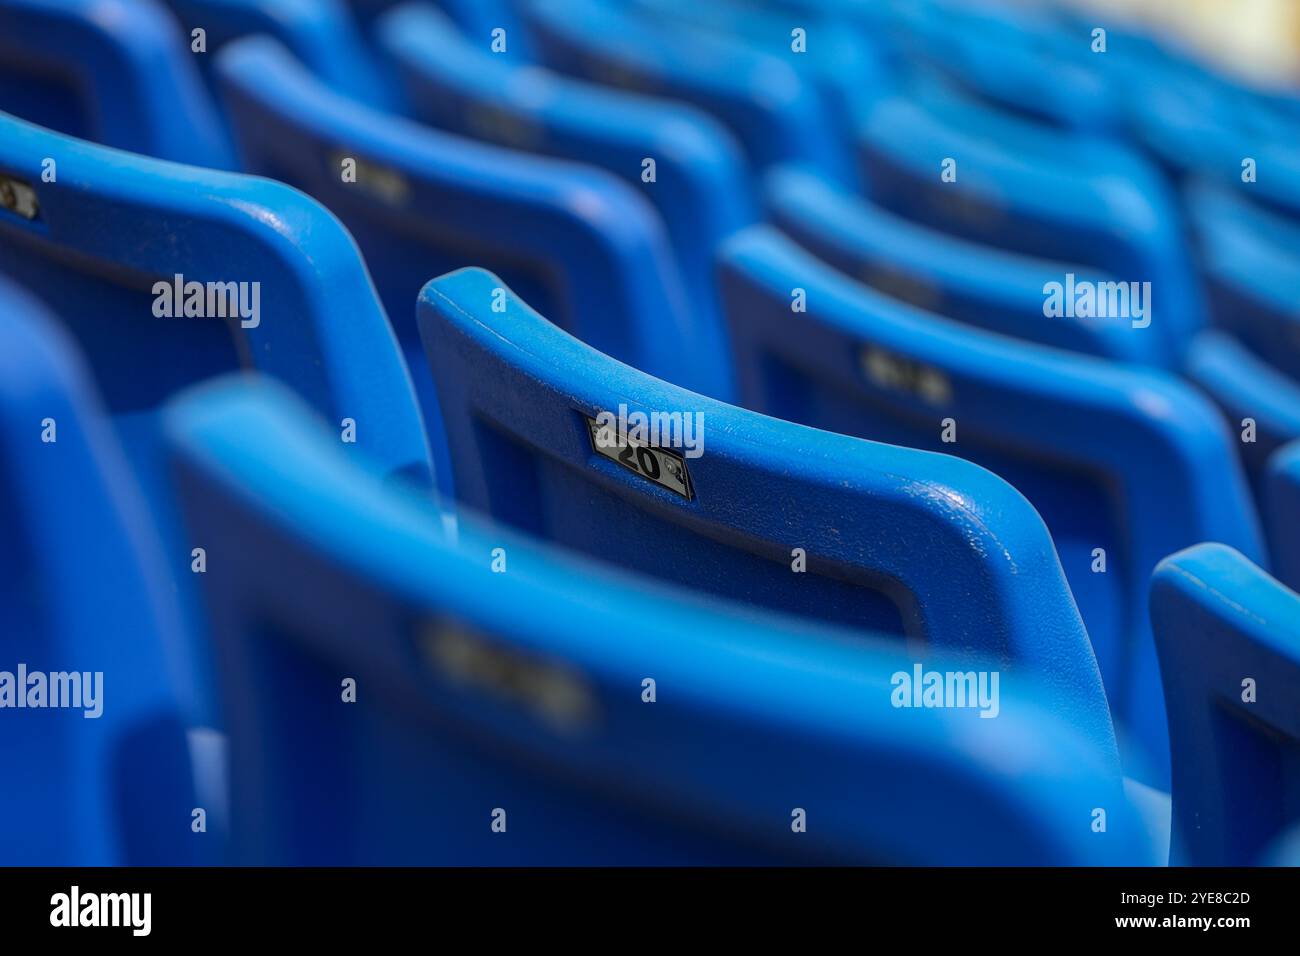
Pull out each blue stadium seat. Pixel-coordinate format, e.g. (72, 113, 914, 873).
(417, 265, 1120, 758)
(764, 164, 1164, 365)
(1185, 330, 1300, 493)
(161, 0, 397, 111)
(857, 83, 1204, 364)
(0, 0, 234, 168)
(1188, 181, 1300, 383)
(0, 112, 433, 719)
(890, 0, 1116, 133)
(0, 277, 196, 865)
(0, 112, 431, 490)
(213, 36, 725, 403)
(1151, 543, 1300, 865)
(1264, 823, 1300, 866)
(1123, 60, 1300, 222)
(353, 0, 537, 59)
(166, 373, 1153, 865)
(1266, 441, 1300, 592)
(715, 225, 1266, 787)
(14, 0, 1292, 869)
(629, 0, 891, 148)
(1122, 62, 1247, 185)
(523, 0, 856, 188)
(378, 1, 752, 399)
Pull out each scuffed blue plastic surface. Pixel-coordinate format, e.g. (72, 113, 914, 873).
(417, 265, 1119, 761)
(165, 374, 1152, 865)
(1150, 543, 1300, 865)
(2, 0, 1291, 869)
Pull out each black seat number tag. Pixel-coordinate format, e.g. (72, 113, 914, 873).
(585, 415, 694, 500)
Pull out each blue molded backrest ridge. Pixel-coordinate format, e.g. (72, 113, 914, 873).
(164, 373, 1149, 865)
(417, 265, 1119, 761)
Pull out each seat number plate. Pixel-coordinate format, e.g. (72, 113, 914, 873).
(585, 415, 693, 500)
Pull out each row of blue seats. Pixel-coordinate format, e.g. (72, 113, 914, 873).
(7, 0, 1300, 415)
(0, 91, 1271, 790)
(10, 0, 1300, 410)
(1, 0, 1298, 864)
(6, 251, 1300, 865)
(14, 286, 1102, 863)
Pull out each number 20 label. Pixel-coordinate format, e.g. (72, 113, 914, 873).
(585, 415, 694, 500)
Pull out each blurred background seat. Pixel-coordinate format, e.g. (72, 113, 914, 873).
(522, 0, 858, 188)
(628, 0, 892, 152)
(162, 0, 398, 111)
(857, 83, 1204, 365)
(1266, 441, 1300, 591)
(1151, 543, 1300, 865)
(764, 164, 1162, 363)
(378, 1, 753, 399)
(1188, 181, 1300, 384)
(1185, 331, 1300, 498)
(0, 277, 196, 865)
(716, 225, 1266, 788)
(0, 0, 234, 167)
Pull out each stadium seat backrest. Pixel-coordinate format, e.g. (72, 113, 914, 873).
(417, 265, 1119, 757)
(716, 225, 1265, 787)
(162, 0, 396, 110)
(764, 164, 1164, 365)
(166, 375, 1151, 865)
(522, 0, 856, 187)
(0, 113, 432, 722)
(857, 84, 1203, 363)
(1266, 441, 1300, 592)
(1123, 62, 1248, 184)
(379, 1, 752, 399)
(400, 0, 537, 60)
(0, 111, 432, 491)
(1122, 62, 1300, 222)
(1188, 181, 1300, 383)
(1184, 330, 1300, 493)
(1263, 824, 1300, 866)
(629, 0, 891, 148)
(1150, 543, 1300, 865)
(894, 1, 1115, 133)
(0, 278, 195, 865)
(0, 0, 233, 168)
(213, 36, 723, 402)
